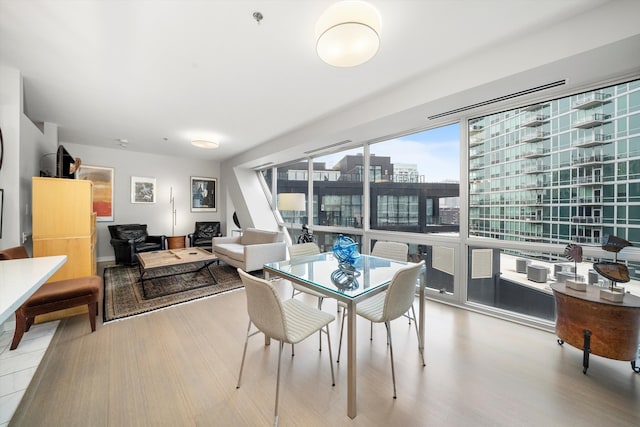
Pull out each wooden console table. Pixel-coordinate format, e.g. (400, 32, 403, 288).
(551, 282, 640, 374)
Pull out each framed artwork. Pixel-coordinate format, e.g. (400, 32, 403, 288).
(0, 188, 3, 238)
(0, 127, 4, 171)
(76, 165, 114, 221)
(191, 176, 217, 212)
(131, 176, 156, 203)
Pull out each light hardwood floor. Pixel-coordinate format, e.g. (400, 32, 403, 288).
(9, 277, 640, 427)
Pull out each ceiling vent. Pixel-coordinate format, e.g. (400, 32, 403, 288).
(427, 80, 566, 120)
(251, 162, 274, 170)
(305, 139, 353, 155)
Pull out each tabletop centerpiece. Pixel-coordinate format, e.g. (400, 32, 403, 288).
(331, 234, 361, 290)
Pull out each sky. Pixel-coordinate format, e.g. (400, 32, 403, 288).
(318, 123, 461, 182)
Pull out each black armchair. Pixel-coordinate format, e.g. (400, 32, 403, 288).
(108, 224, 166, 265)
(188, 221, 221, 252)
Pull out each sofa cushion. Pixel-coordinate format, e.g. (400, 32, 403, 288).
(241, 228, 281, 245)
(214, 243, 245, 263)
(111, 225, 148, 244)
(194, 222, 220, 238)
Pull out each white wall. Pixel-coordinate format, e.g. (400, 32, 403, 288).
(65, 143, 220, 261)
(0, 66, 55, 251)
(0, 67, 21, 248)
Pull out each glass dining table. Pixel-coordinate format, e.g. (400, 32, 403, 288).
(263, 252, 426, 419)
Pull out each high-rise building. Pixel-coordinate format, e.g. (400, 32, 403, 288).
(468, 79, 640, 275)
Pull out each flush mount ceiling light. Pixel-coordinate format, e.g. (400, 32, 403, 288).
(191, 139, 219, 149)
(315, 0, 381, 67)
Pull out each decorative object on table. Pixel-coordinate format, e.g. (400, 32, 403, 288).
(331, 234, 361, 290)
(330, 265, 360, 290)
(332, 234, 360, 266)
(563, 243, 586, 291)
(594, 235, 632, 302)
(297, 224, 315, 244)
(191, 176, 217, 212)
(131, 176, 156, 203)
(76, 165, 114, 221)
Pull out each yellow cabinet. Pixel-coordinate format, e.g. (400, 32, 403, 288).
(32, 177, 97, 286)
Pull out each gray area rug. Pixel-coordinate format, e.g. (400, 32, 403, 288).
(103, 263, 244, 322)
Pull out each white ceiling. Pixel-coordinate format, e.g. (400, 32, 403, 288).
(1, 0, 636, 164)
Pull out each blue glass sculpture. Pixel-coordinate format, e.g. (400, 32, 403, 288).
(332, 234, 360, 266)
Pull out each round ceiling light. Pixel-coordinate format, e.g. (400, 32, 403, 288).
(191, 139, 219, 149)
(315, 1, 381, 67)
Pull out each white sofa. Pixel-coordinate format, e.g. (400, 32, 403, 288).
(212, 228, 286, 272)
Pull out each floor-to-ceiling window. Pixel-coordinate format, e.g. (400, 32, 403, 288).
(369, 124, 460, 234)
(275, 160, 309, 242)
(262, 77, 640, 328)
(467, 78, 640, 316)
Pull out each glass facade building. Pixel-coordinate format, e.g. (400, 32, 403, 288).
(468, 79, 640, 278)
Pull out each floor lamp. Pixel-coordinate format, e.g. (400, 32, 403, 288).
(278, 193, 306, 227)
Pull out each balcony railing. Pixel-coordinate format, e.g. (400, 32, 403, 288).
(521, 131, 549, 143)
(522, 148, 548, 158)
(573, 114, 611, 129)
(571, 154, 603, 165)
(469, 161, 485, 170)
(570, 196, 602, 204)
(572, 176, 602, 185)
(572, 133, 612, 148)
(523, 164, 548, 173)
(520, 114, 549, 127)
(571, 216, 602, 224)
(572, 92, 611, 109)
(521, 103, 547, 112)
(469, 136, 484, 146)
(469, 148, 485, 158)
(522, 182, 545, 189)
(574, 236, 600, 244)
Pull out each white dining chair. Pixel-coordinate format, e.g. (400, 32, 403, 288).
(337, 241, 410, 362)
(288, 242, 324, 304)
(236, 268, 336, 426)
(288, 242, 328, 352)
(371, 241, 409, 264)
(371, 241, 413, 327)
(356, 261, 425, 398)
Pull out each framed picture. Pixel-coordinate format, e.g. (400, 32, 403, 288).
(131, 176, 156, 203)
(76, 165, 114, 221)
(0, 188, 3, 238)
(191, 176, 217, 212)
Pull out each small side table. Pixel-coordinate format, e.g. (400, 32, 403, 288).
(167, 235, 186, 250)
(551, 282, 640, 374)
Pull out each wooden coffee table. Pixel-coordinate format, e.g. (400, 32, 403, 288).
(136, 248, 218, 298)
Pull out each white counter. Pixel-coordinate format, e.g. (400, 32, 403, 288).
(0, 255, 67, 325)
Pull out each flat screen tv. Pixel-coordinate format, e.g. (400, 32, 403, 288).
(56, 145, 79, 179)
